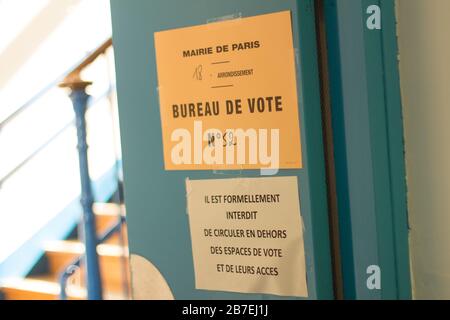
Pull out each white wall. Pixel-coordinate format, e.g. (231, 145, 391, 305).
(0, 0, 81, 89)
(397, 0, 450, 299)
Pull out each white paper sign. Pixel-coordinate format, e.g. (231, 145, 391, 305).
(186, 176, 308, 297)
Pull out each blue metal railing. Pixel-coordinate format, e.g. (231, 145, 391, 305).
(59, 214, 126, 300)
(0, 37, 128, 300)
(65, 84, 103, 300)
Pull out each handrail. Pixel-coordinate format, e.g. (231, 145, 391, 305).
(0, 34, 125, 300)
(59, 42, 115, 299)
(0, 38, 112, 130)
(65, 38, 113, 81)
(0, 38, 113, 187)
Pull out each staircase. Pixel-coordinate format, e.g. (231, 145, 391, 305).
(0, 36, 125, 300)
(0, 203, 130, 300)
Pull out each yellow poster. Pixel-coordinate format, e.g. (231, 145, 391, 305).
(186, 177, 308, 297)
(154, 11, 302, 171)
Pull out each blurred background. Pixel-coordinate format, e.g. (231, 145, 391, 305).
(0, 0, 129, 300)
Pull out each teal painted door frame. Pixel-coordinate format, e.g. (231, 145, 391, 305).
(323, 0, 412, 299)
